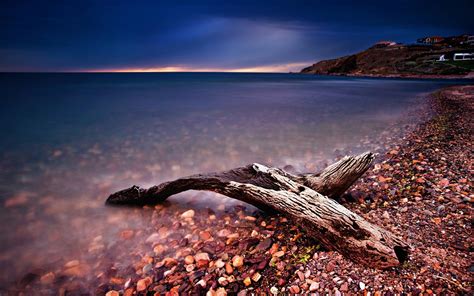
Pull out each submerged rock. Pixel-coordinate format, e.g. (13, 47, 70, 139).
(181, 210, 195, 219)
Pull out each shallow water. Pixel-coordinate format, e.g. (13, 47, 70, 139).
(0, 73, 469, 290)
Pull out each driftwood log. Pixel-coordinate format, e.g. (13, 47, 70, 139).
(106, 152, 409, 269)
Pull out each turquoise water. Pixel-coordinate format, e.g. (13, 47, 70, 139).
(0, 72, 470, 288)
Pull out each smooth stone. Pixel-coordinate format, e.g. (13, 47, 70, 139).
(181, 209, 195, 219)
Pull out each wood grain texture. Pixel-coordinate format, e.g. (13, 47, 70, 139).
(106, 152, 409, 268)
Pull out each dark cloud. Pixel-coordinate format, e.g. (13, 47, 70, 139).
(1, 0, 472, 71)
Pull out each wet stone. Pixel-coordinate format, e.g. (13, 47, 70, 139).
(289, 285, 300, 294)
(232, 255, 244, 268)
(181, 210, 195, 219)
(255, 238, 272, 251)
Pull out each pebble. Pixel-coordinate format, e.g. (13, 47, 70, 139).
(340, 282, 349, 292)
(185, 264, 195, 272)
(273, 251, 285, 257)
(181, 209, 195, 219)
(195, 252, 210, 261)
(124, 278, 132, 289)
(142, 263, 152, 274)
(256, 238, 273, 251)
(120, 229, 134, 240)
(145, 233, 161, 243)
(251, 272, 261, 282)
(218, 277, 228, 286)
(227, 233, 240, 239)
(64, 260, 80, 268)
(289, 285, 300, 294)
(164, 269, 173, 277)
(217, 229, 231, 237)
(270, 286, 279, 295)
(184, 255, 195, 264)
(326, 261, 336, 272)
(196, 259, 210, 268)
(153, 244, 165, 255)
(232, 255, 244, 267)
(309, 282, 319, 291)
(163, 257, 178, 267)
(200, 231, 212, 240)
(225, 262, 234, 274)
(137, 277, 152, 292)
(63, 264, 87, 277)
(197, 279, 207, 288)
(216, 287, 227, 296)
(215, 259, 225, 268)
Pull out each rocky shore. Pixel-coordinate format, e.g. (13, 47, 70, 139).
(300, 72, 474, 80)
(8, 85, 473, 295)
(99, 86, 473, 295)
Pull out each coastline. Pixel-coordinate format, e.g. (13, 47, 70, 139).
(5, 85, 473, 295)
(298, 72, 474, 80)
(101, 86, 472, 295)
(337, 85, 473, 294)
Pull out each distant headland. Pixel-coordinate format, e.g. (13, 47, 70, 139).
(300, 34, 474, 79)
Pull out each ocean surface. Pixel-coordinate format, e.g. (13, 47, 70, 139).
(0, 72, 470, 289)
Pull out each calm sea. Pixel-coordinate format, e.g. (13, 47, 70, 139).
(0, 72, 470, 288)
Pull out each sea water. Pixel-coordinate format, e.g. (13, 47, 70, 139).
(0, 72, 469, 289)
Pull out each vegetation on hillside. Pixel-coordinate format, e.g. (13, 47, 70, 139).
(301, 43, 474, 77)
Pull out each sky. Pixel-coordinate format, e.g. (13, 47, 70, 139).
(1, 0, 473, 72)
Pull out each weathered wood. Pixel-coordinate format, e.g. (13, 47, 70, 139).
(106, 153, 409, 269)
(107, 152, 374, 206)
(298, 151, 375, 198)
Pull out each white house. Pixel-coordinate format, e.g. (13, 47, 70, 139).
(453, 53, 474, 61)
(467, 35, 474, 45)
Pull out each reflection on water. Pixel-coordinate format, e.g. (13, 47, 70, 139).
(0, 73, 468, 290)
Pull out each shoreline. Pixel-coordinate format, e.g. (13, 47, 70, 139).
(98, 86, 473, 295)
(298, 72, 474, 80)
(5, 85, 473, 295)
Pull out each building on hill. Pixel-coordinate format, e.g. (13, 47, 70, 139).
(467, 35, 474, 45)
(453, 53, 474, 61)
(417, 36, 445, 44)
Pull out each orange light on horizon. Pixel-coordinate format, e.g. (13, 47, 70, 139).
(83, 62, 310, 73)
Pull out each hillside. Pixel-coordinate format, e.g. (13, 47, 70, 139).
(300, 43, 474, 78)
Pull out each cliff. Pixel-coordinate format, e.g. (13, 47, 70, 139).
(301, 42, 474, 78)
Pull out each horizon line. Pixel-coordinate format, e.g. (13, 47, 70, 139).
(0, 71, 302, 74)
(0, 62, 311, 74)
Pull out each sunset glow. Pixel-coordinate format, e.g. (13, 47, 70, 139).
(84, 62, 311, 73)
